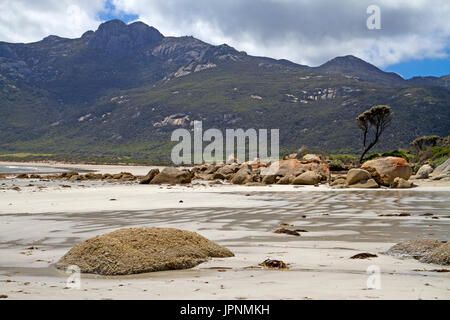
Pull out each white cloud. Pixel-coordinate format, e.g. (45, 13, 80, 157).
(0, 0, 105, 43)
(0, 0, 449, 68)
(112, 0, 450, 67)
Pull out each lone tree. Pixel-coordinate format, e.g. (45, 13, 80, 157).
(357, 105, 393, 163)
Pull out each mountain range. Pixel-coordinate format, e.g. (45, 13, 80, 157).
(0, 19, 449, 163)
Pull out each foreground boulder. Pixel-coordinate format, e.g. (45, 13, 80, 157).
(386, 239, 449, 265)
(150, 167, 192, 184)
(140, 169, 160, 184)
(56, 227, 234, 275)
(361, 157, 412, 186)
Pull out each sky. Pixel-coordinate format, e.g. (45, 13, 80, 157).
(0, 0, 449, 79)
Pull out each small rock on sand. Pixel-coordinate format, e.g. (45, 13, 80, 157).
(259, 259, 289, 270)
(274, 228, 300, 236)
(350, 253, 378, 259)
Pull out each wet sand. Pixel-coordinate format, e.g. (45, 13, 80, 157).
(0, 163, 449, 300)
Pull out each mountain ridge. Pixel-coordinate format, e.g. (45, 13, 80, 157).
(0, 20, 449, 162)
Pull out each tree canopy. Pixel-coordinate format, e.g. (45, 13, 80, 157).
(357, 105, 393, 163)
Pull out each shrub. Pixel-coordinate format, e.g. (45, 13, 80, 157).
(329, 159, 345, 171)
(433, 156, 448, 168)
(431, 146, 450, 159)
(363, 153, 381, 162)
(410, 136, 440, 153)
(381, 150, 409, 161)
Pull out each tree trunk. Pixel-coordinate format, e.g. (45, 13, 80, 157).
(359, 137, 379, 164)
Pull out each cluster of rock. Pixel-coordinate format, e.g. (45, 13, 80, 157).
(413, 158, 450, 181)
(137, 156, 417, 189)
(14, 171, 138, 182)
(201, 156, 328, 185)
(140, 168, 192, 185)
(6, 155, 436, 190)
(138, 155, 330, 186)
(331, 156, 413, 188)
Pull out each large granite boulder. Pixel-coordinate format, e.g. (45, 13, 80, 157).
(413, 164, 433, 179)
(430, 158, 450, 180)
(361, 157, 412, 186)
(56, 227, 234, 275)
(346, 169, 371, 185)
(150, 167, 192, 184)
(230, 166, 253, 184)
(267, 159, 329, 181)
(292, 171, 322, 185)
(390, 177, 414, 188)
(60, 172, 79, 179)
(276, 175, 294, 184)
(302, 154, 321, 163)
(140, 169, 160, 184)
(330, 177, 346, 187)
(262, 174, 278, 184)
(266, 159, 304, 176)
(348, 178, 379, 189)
(215, 163, 239, 176)
(204, 164, 221, 174)
(84, 173, 104, 180)
(241, 158, 267, 170)
(110, 172, 136, 181)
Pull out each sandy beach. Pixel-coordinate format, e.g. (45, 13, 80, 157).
(0, 162, 449, 300)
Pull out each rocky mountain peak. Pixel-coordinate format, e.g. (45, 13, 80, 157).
(96, 19, 128, 35)
(87, 19, 164, 56)
(316, 55, 404, 84)
(320, 55, 375, 70)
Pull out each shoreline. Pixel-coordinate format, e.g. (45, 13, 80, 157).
(1, 160, 450, 189)
(0, 162, 449, 300)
